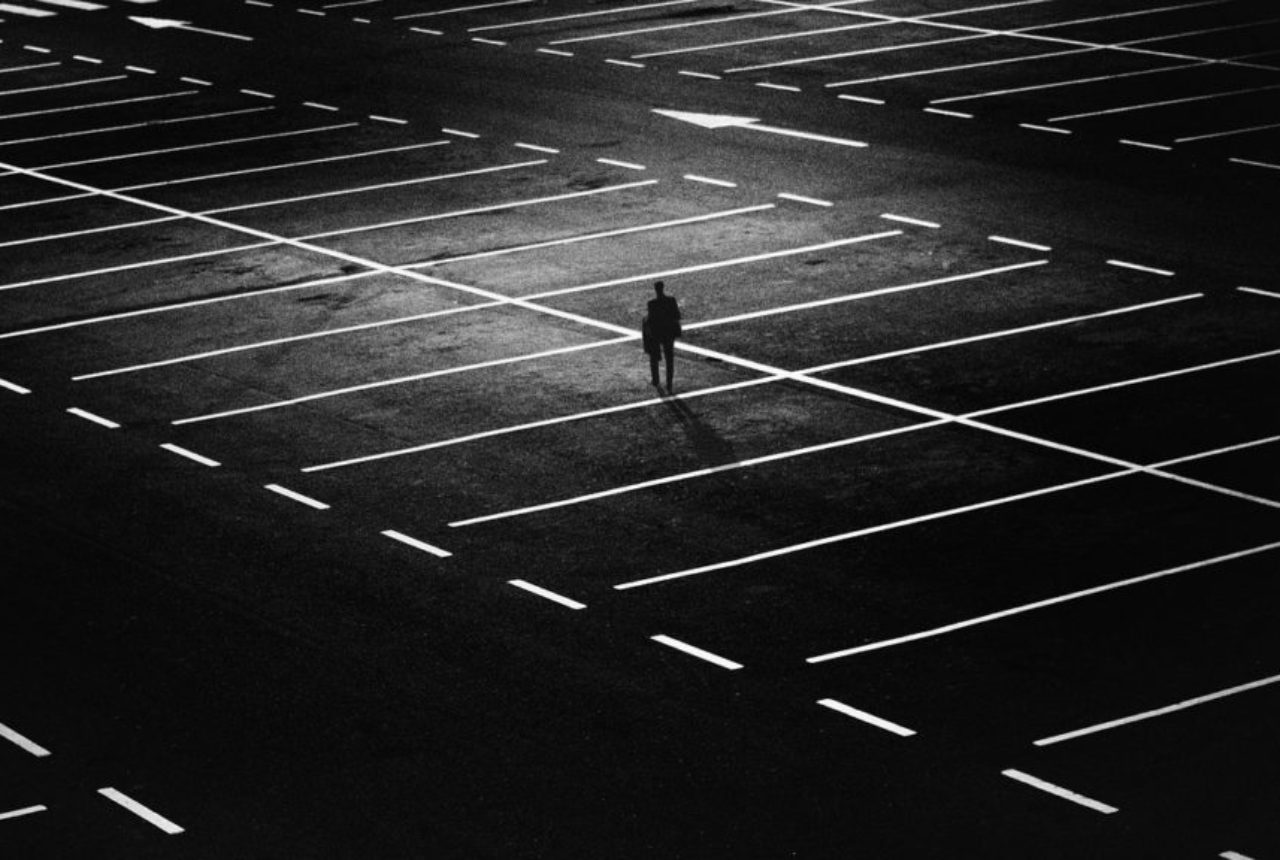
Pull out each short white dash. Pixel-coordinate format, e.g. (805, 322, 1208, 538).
(245, 0, 272, 6)
(1120, 139, 1171, 151)
(605, 58, 645, 69)
(778, 192, 832, 207)
(924, 107, 971, 119)
(125, 65, 156, 75)
(1107, 259, 1174, 277)
(303, 101, 339, 111)
(537, 47, 574, 57)
(370, 114, 408, 125)
(0, 805, 47, 822)
(98, 788, 184, 835)
(352, 16, 370, 22)
(515, 142, 559, 153)
(442, 127, 479, 138)
(509, 579, 586, 610)
(989, 235, 1051, 252)
(264, 483, 329, 510)
(160, 443, 220, 468)
(410, 26, 444, 35)
(0, 376, 31, 394)
(596, 157, 645, 170)
(881, 213, 939, 229)
(651, 634, 742, 670)
(299, 6, 325, 13)
(1020, 123, 1071, 135)
(817, 698, 916, 736)
(838, 94, 884, 105)
(1001, 769, 1118, 814)
(67, 407, 119, 429)
(472, 37, 507, 46)
(381, 529, 451, 558)
(1229, 156, 1280, 171)
(0, 722, 50, 757)
(756, 82, 800, 92)
(1239, 286, 1280, 300)
(23, 45, 52, 54)
(679, 70, 722, 80)
(73, 55, 103, 64)
(180, 77, 212, 86)
(241, 89, 275, 99)
(684, 174, 736, 188)
(1221, 852, 1256, 860)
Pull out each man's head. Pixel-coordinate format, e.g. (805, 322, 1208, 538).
(654, 280, 665, 297)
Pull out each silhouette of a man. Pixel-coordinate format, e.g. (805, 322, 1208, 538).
(645, 280, 681, 393)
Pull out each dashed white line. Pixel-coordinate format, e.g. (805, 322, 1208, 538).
(756, 82, 799, 91)
(0, 805, 47, 822)
(652, 635, 743, 670)
(1106, 259, 1174, 276)
(988, 235, 1051, 251)
(1036, 672, 1280, 746)
(23, 44, 52, 52)
(369, 114, 408, 125)
(537, 48, 574, 57)
(923, 107, 972, 118)
(0, 376, 31, 394)
(595, 157, 645, 170)
(264, 483, 330, 510)
(303, 101, 339, 111)
(160, 443, 220, 468)
(240, 88, 274, 99)
(98, 788, 184, 835)
(508, 579, 586, 610)
(472, 37, 507, 46)
(1120, 139, 1171, 151)
(817, 698, 916, 736)
(180, 77, 212, 86)
(298, 6, 325, 14)
(72, 55, 102, 64)
(410, 26, 444, 35)
(1020, 122, 1071, 135)
(67, 407, 120, 429)
(1001, 769, 1117, 814)
(605, 58, 645, 69)
(0, 722, 51, 757)
(381, 529, 451, 558)
(777, 192, 832, 207)
(514, 142, 559, 153)
(684, 173, 736, 188)
(880, 213, 940, 228)
(837, 94, 884, 105)
(441, 127, 479, 138)
(679, 70, 722, 80)
(124, 65, 155, 74)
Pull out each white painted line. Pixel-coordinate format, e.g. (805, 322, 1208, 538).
(0, 241, 280, 293)
(299, 6, 324, 13)
(838, 94, 884, 105)
(620, 471, 1130, 592)
(988, 235, 1051, 251)
(1229, 157, 1280, 171)
(472, 37, 507, 46)
(1155, 433, 1280, 468)
(680, 70, 722, 80)
(160, 443, 220, 468)
(0, 722, 51, 756)
(0, 376, 31, 394)
(303, 101, 339, 111)
(549, 0, 859, 46)
(369, 114, 408, 125)
(1020, 123, 1071, 135)
(353, 17, 370, 23)
(0, 805, 47, 822)
(1036, 673, 1280, 747)
(1001, 769, 1117, 814)
(1239, 286, 1280, 300)
(125, 65, 156, 75)
(67, 407, 120, 429)
(777, 192, 832, 207)
(514, 142, 559, 153)
(537, 47, 574, 57)
(410, 26, 444, 35)
(0, 61, 62, 74)
(756, 82, 799, 91)
(725, 32, 989, 74)
(651, 635, 742, 670)
(23, 44, 52, 52)
(0, 6, 54, 17)
(817, 698, 916, 736)
(1120, 139, 1171, 151)
(73, 56, 102, 64)
(508, 579, 586, 610)
(1105, 259, 1174, 276)
(632, 16, 885, 60)
(240, 88, 274, 99)
(381, 529, 451, 558)
(929, 58, 1210, 106)
(0, 74, 127, 97)
(806, 541, 1280, 662)
(684, 173, 736, 188)
(97, 788, 184, 834)
(1221, 852, 1256, 860)
(469, 0, 699, 32)
(0, 216, 182, 250)
(605, 58, 645, 68)
(596, 157, 645, 170)
(441, 127, 478, 138)
(1179, 121, 1280, 144)
(264, 483, 329, 510)
(0, 89, 198, 122)
(1048, 83, 1280, 123)
(245, 0, 272, 6)
(924, 107, 972, 118)
(180, 77, 212, 86)
(395, 0, 532, 19)
(880, 213, 939, 228)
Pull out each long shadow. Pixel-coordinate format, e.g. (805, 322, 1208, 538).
(661, 393, 738, 468)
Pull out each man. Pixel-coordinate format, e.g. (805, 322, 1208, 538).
(645, 280, 681, 393)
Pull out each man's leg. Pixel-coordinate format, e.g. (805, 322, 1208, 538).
(650, 350, 661, 386)
(662, 339, 675, 392)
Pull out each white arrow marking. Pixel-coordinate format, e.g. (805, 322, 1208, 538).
(130, 15, 253, 41)
(653, 108, 867, 148)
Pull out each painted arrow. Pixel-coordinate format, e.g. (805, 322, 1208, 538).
(130, 16, 253, 42)
(653, 108, 867, 148)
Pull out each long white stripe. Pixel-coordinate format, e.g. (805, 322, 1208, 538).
(817, 698, 916, 736)
(651, 634, 743, 670)
(806, 542, 1280, 662)
(0, 89, 197, 121)
(0, 4, 56, 16)
(1238, 286, 1280, 300)
(160, 443, 220, 467)
(0, 805, 47, 821)
(0, 61, 62, 75)
(36, 0, 106, 8)
(0, 242, 279, 293)
(1001, 770, 1117, 814)
(0, 106, 274, 150)
(381, 529, 451, 557)
(67, 407, 120, 428)
(97, 788, 184, 834)
(1036, 673, 1280, 747)
(550, 0, 869, 46)
(470, 0, 699, 31)
(508, 579, 586, 610)
(0, 74, 125, 96)
(1050, 83, 1280, 123)
(0, 376, 32, 394)
(0, 722, 51, 756)
(264, 483, 329, 510)
(632, 18, 889, 59)
(394, 0, 532, 19)
(0, 216, 182, 249)
(1177, 120, 1280, 144)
